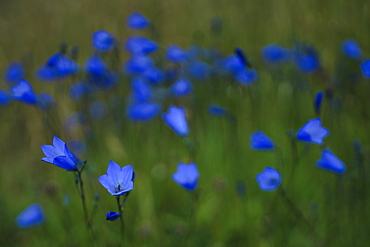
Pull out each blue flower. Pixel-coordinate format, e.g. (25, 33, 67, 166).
(221, 55, 245, 74)
(314, 91, 324, 114)
(0, 89, 12, 105)
(106, 211, 120, 221)
(89, 101, 107, 120)
(10, 79, 37, 104)
(141, 66, 164, 85)
(188, 61, 210, 79)
(98, 161, 134, 196)
(92, 30, 116, 52)
(262, 44, 290, 64)
(131, 77, 153, 102)
(316, 149, 346, 174)
(360, 59, 370, 79)
(16, 203, 45, 228)
(127, 12, 150, 29)
(37, 53, 79, 81)
(127, 102, 161, 121)
(4, 62, 24, 84)
(40, 136, 82, 171)
(296, 118, 329, 145)
(166, 45, 189, 63)
(250, 131, 275, 150)
(256, 167, 281, 191)
(162, 106, 189, 136)
(342, 40, 362, 59)
(125, 36, 158, 55)
(208, 104, 229, 117)
(85, 55, 107, 76)
(235, 68, 258, 85)
(172, 162, 199, 190)
(69, 82, 92, 100)
(124, 55, 154, 75)
(170, 77, 193, 97)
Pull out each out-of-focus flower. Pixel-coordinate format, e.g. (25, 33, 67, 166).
(69, 82, 92, 100)
(92, 30, 116, 52)
(170, 77, 193, 97)
(98, 161, 135, 196)
(262, 44, 290, 64)
(294, 45, 320, 73)
(314, 91, 324, 115)
(4, 62, 24, 84)
(162, 105, 189, 136)
(131, 77, 153, 102)
(127, 102, 161, 121)
(37, 53, 79, 81)
(141, 66, 164, 85)
(235, 68, 258, 85)
(40, 136, 82, 171)
(10, 79, 37, 104)
(189, 61, 210, 79)
(0, 89, 12, 105)
(172, 162, 199, 190)
(127, 12, 150, 29)
(166, 45, 189, 63)
(250, 131, 275, 150)
(342, 40, 362, 59)
(85, 55, 107, 76)
(360, 59, 370, 78)
(208, 104, 229, 117)
(125, 36, 158, 55)
(106, 211, 120, 221)
(16, 203, 45, 228)
(125, 55, 154, 75)
(296, 118, 329, 145)
(89, 101, 107, 120)
(256, 167, 281, 191)
(316, 149, 346, 174)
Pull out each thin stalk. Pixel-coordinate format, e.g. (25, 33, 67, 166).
(116, 196, 125, 244)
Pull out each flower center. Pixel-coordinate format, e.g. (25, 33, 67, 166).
(115, 183, 123, 193)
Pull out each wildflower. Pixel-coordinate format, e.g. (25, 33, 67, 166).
(313, 91, 324, 115)
(131, 77, 153, 102)
(172, 162, 199, 190)
(127, 12, 150, 29)
(166, 45, 189, 63)
(256, 167, 281, 191)
(106, 211, 120, 221)
(360, 59, 370, 78)
(0, 89, 12, 105)
(69, 82, 92, 100)
(98, 161, 135, 196)
(235, 68, 258, 85)
(4, 62, 24, 84)
(37, 53, 79, 81)
(296, 118, 329, 145)
(127, 102, 161, 121)
(141, 66, 164, 85)
(342, 40, 362, 59)
(85, 55, 107, 76)
(208, 104, 229, 117)
(92, 30, 116, 52)
(294, 45, 320, 73)
(40, 136, 82, 171)
(10, 79, 37, 104)
(16, 203, 45, 228)
(162, 105, 189, 136)
(124, 55, 154, 75)
(262, 44, 290, 64)
(316, 149, 346, 174)
(188, 61, 210, 79)
(170, 77, 193, 97)
(250, 131, 275, 150)
(125, 36, 158, 55)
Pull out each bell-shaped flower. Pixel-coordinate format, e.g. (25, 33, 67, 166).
(125, 36, 158, 55)
(170, 77, 193, 97)
(296, 118, 329, 145)
(294, 45, 320, 74)
(124, 55, 154, 75)
(4, 62, 24, 84)
(16, 203, 45, 228)
(141, 66, 164, 85)
(313, 91, 324, 115)
(40, 136, 82, 171)
(316, 149, 346, 174)
(172, 162, 199, 190)
(85, 55, 107, 76)
(98, 161, 135, 196)
(235, 68, 258, 86)
(105, 211, 120, 221)
(256, 167, 281, 191)
(360, 59, 370, 79)
(250, 131, 275, 151)
(166, 45, 189, 63)
(342, 40, 362, 60)
(162, 105, 189, 136)
(127, 12, 150, 29)
(131, 77, 153, 102)
(262, 44, 290, 64)
(127, 102, 161, 122)
(92, 30, 116, 52)
(11, 79, 37, 104)
(37, 53, 79, 81)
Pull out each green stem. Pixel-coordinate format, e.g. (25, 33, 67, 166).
(116, 196, 125, 244)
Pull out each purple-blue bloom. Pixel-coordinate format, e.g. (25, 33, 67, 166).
(89, 101, 107, 120)
(106, 211, 120, 221)
(127, 102, 161, 121)
(125, 55, 154, 75)
(208, 104, 228, 117)
(314, 91, 324, 114)
(127, 12, 150, 29)
(10, 79, 37, 104)
(4, 62, 24, 84)
(235, 68, 258, 85)
(37, 53, 79, 81)
(342, 40, 362, 59)
(85, 55, 107, 76)
(172, 162, 199, 190)
(131, 77, 153, 102)
(141, 66, 164, 85)
(16, 203, 45, 228)
(98, 161, 135, 196)
(189, 61, 210, 79)
(166, 45, 189, 63)
(256, 167, 281, 191)
(262, 44, 290, 64)
(69, 82, 92, 100)
(162, 105, 189, 136)
(250, 131, 275, 151)
(360, 59, 370, 79)
(296, 118, 329, 145)
(170, 77, 193, 97)
(92, 30, 116, 52)
(316, 149, 346, 174)
(40, 136, 82, 171)
(125, 36, 158, 55)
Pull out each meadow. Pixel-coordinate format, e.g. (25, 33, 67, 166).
(0, 0, 369, 246)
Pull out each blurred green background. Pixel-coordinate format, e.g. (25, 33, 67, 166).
(0, 0, 369, 246)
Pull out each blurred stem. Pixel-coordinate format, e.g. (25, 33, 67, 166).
(116, 196, 125, 244)
(183, 136, 196, 161)
(76, 169, 89, 229)
(275, 147, 285, 176)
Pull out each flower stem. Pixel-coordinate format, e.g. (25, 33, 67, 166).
(116, 196, 125, 244)
(76, 170, 89, 228)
